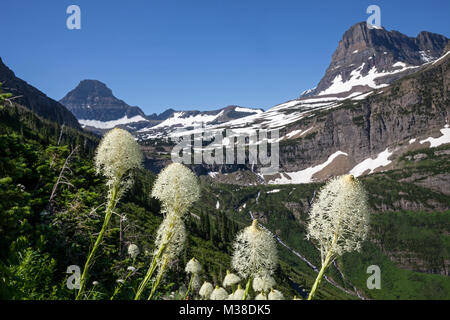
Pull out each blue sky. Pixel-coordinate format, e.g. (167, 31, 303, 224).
(1, 0, 449, 114)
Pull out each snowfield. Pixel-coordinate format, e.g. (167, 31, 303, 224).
(350, 148, 393, 177)
(420, 124, 450, 148)
(79, 115, 148, 129)
(267, 151, 348, 184)
(151, 111, 224, 129)
(318, 62, 418, 96)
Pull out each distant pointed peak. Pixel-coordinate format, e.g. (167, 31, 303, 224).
(72, 80, 113, 97)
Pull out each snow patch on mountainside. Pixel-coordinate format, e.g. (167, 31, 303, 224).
(350, 148, 393, 177)
(79, 115, 148, 129)
(318, 63, 418, 96)
(234, 107, 263, 114)
(420, 124, 450, 148)
(432, 51, 450, 65)
(151, 111, 224, 129)
(267, 151, 348, 185)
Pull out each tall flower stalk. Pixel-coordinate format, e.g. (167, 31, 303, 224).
(134, 163, 200, 300)
(231, 219, 278, 300)
(76, 128, 142, 300)
(306, 175, 370, 300)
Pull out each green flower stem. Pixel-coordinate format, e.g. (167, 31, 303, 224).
(76, 184, 119, 300)
(184, 274, 194, 300)
(148, 256, 168, 300)
(242, 276, 252, 300)
(308, 229, 338, 300)
(307, 249, 333, 300)
(134, 242, 167, 300)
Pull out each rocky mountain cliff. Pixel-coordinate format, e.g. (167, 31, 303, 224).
(272, 49, 449, 195)
(0, 57, 81, 129)
(60, 80, 148, 121)
(301, 22, 448, 98)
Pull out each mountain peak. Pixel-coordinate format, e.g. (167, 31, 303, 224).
(69, 80, 114, 99)
(301, 23, 448, 98)
(60, 80, 146, 122)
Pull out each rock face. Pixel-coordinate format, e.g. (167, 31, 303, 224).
(0, 57, 81, 129)
(281, 49, 450, 174)
(60, 80, 146, 122)
(302, 22, 449, 97)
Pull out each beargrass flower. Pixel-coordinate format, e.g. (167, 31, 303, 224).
(151, 163, 200, 217)
(210, 286, 229, 300)
(185, 258, 202, 274)
(127, 266, 136, 272)
(94, 128, 143, 190)
(134, 163, 200, 300)
(199, 282, 214, 299)
(252, 275, 276, 293)
(255, 293, 267, 300)
(223, 270, 241, 288)
(77, 128, 142, 300)
(184, 257, 202, 299)
(228, 285, 245, 300)
(153, 214, 186, 269)
(306, 175, 370, 300)
(268, 289, 284, 300)
(231, 219, 278, 279)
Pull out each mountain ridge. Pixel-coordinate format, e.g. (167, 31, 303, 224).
(0, 57, 81, 129)
(60, 79, 264, 134)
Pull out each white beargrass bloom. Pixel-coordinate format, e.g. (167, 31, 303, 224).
(92, 281, 99, 286)
(223, 270, 241, 288)
(252, 275, 276, 293)
(228, 285, 245, 300)
(199, 282, 214, 299)
(151, 163, 200, 217)
(306, 175, 370, 264)
(127, 266, 136, 272)
(185, 257, 202, 274)
(231, 219, 278, 279)
(127, 244, 139, 259)
(116, 279, 124, 284)
(268, 289, 284, 300)
(210, 286, 229, 300)
(95, 128, 142, 189)
(153, 213, 186, 269)
(255, 293, 267, 300)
